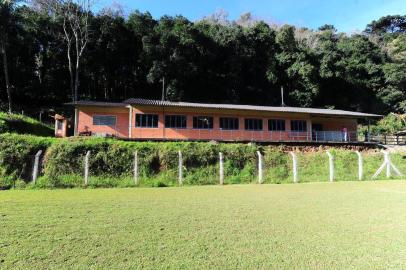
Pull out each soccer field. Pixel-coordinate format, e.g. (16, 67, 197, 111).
(2, 181, 406, 269)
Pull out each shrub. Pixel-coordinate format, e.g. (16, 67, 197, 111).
(0, 134, 55, 188)
(263, 147, 290, 184)
(1, 134, 405, 189)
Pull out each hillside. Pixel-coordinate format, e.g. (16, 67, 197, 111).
(0, 112, 53, 137)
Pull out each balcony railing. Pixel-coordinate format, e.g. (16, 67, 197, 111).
(82, 125, 362, 143)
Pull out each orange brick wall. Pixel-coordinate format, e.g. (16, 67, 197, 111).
(76, 105, 358, 141)
(77, 107, 129, 138)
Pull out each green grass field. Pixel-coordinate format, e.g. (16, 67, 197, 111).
(2, 181, 406, 269)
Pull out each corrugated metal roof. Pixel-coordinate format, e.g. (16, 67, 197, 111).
(66, 99, 381, 118)
(65, 100, 127, 107)
(123, 98, 381, 118)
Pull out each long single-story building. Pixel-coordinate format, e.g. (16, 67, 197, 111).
(60, 98, 381, 143)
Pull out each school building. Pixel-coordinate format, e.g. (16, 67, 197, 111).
(57, 98, 380, 143)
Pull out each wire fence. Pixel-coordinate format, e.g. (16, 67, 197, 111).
(13, 148, 406, 188)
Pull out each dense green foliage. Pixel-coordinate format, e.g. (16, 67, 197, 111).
(0, 133, 54, 187)
(0, 1, 405, 115)
(3, 182, 406, 269)
(370, 113, 406, 133)
(0, 112, 53, 136)
(0, 134, 405, 189)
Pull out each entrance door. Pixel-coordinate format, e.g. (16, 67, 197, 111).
(312, 124, 323, 141)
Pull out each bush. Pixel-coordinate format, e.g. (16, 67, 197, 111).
(1, 134, 405, 189)
(359, 113, 406, 134)
(0, 133, 55, 188)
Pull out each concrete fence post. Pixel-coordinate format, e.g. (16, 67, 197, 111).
(372, 150, 403, 179)
(355, 151, 363, 181)
(133, 151, 139, 186)
(289, 152, 298, 183)
(32, 150, 43, 184)
(178, 150, 183, 185)
(84, 151, 91, 186)
(326, 151, 334, 182)
(219, 152, 224, 185)
(257, 151, 263, 184)
(385, 151, 391, 178)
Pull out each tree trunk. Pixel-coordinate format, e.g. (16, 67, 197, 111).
(67, 43, 74, 102)
(1, 41, 12, 113)
(74, 38, 80, 102)
(74, 56, 80, 102)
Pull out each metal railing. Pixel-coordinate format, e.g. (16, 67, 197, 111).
(369, 134, 406, 145)
(81, 125, 361, 143)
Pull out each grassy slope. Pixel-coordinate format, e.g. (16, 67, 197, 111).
(2, 181, 406, 269)
(0, 112, 53, 136)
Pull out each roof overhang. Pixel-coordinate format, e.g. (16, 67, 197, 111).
(123, 98, 382, 119)
(66, 99, 382, 119)
(65, 101, 127, 107)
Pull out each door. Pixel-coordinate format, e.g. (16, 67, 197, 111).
(312, 124, 323, 141)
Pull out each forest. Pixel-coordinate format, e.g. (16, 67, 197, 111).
(0, 0, 405, 117)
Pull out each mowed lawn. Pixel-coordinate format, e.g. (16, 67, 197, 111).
(2, 182, 406, 269)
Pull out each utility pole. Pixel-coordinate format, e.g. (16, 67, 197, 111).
(161, 77, 165, 101)
(281, 86, 286, 107)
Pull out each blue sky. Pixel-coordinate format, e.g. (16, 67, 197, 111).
(97, 0, 406, 33)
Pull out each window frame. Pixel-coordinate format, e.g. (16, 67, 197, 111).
(290, 120, 307, 132)
(135, 114, 159, 128)
(56, 120, 63, 130)
(92, 115, 117, 126)
(165, 115, 187, 129)
(268, 119, 286, 131)
(219, 117, 239, 130)
(244, 118, 263, 131)
(193, 116, 213, 130)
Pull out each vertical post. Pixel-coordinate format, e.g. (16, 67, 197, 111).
(133, 151, 139, 186)
(289, 152, 298, 183)
(74, 108, 79, 136)
(178, 150, 183, 185)
(326, 151, 334, 182)
(32, 150, 43, 184)
(84, 151, 91, 186)
(385, 151, 391, 178)
(367, 119, 371, 142)
(219, 152, 224, 185)
(257, 151, 263, 184)
(128, 106, 133, 139)
(355, 151, 363, 180)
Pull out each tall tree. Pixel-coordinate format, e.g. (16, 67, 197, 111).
(0, 0, 17, 113)
(365, 15, 406, 35)
(32, 0, 92, 102)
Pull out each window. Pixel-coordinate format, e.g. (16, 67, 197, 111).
(93, 115, 117, 126)
(268, 119, 285, 131)
(220, 117, 239, 130)
(245, 118, 263, 131)
(56, 120, 63, 130)
(136, 114, 158, 128)
(193, 116, 213, 129)
(165, 115, 187, 129)
(291, 120, 307, 131)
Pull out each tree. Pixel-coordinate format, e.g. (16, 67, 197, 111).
(275, 25, 318, 106)
(32, 0, 92, 102)
(365, 15, 406, 35)
(0, 0, 17, 113)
